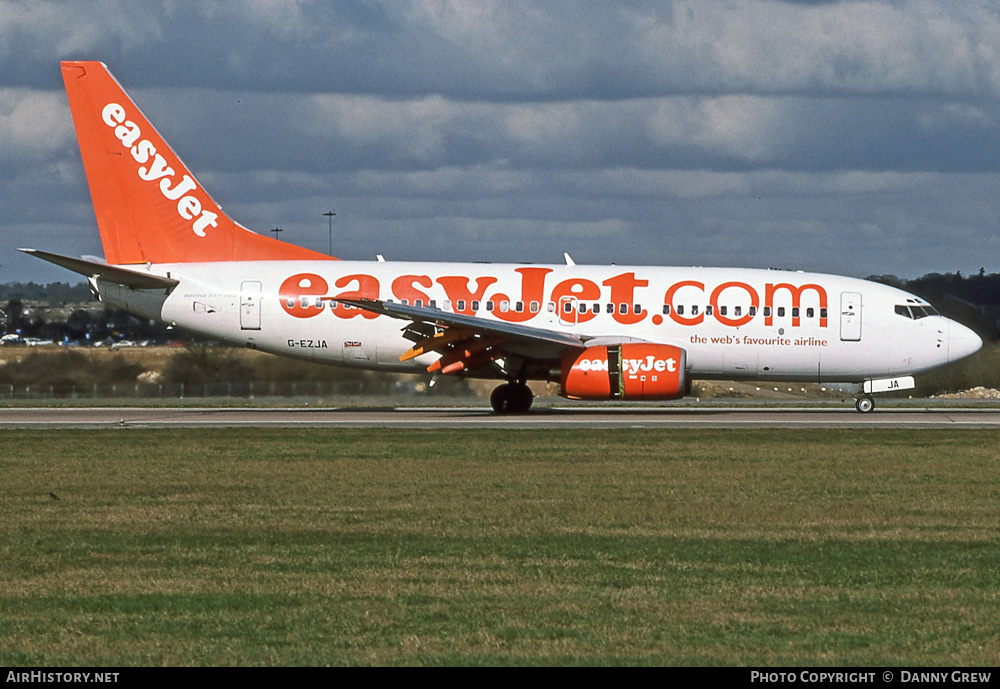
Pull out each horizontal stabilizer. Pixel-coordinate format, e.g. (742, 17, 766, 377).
(19, 249, 179, 290)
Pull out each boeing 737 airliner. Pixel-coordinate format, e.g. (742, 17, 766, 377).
(24, 62, 983, 413)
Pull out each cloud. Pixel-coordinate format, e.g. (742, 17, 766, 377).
(0, 88, 74, 169)
(0, 1, 992, 97)
(629, 1, 1000, 97)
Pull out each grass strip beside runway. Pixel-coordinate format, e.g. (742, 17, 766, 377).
(1, 428, 998, 666)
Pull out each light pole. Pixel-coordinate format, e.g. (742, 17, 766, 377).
(270, 227, 283, 240)
(323, 210, 336, 255)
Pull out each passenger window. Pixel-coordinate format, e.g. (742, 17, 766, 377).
(720, 305, 727, 316)
(619, 303, 627, 315)
(706, 305, 713, 315)
(530, 301, 540, 313)
(792, 307, 800, 318)
(515, 301, 523, 313)
(457, 300, 466, 311)
(486, 301, 494, 312)
(778, 307, 785, 317)
(691, 305, 699, 315)
(593, 303, 601, 314)
(500, 300, 509, 312)
(820, 307, 827, 319)
(415, 299, 424, 307)
(563, 302, 573, 314)
(764, 307, 771, 317)
(662, 304, 671, 315)
(734, 306, 742, 316)
(579, 303, 588, 314)
(472, 300, 479, 311)
(444, 300, 452, 311)
(677, 305, 685, 316)
(547, 302, 555, 313)
(749, 306, 757, 316)
(806, 307, 814, 318)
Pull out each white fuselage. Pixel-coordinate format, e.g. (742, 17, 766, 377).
(99, 260, 981, 384)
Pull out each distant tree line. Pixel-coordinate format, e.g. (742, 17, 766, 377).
(868, 268, 1000, 306)
(0, 281, 93, 304)
(2, 298, 171, 344)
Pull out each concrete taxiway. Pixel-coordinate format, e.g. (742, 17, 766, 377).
(1, 405, 1000, 428)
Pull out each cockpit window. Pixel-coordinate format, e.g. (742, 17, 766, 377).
(895, 304, 941, 319)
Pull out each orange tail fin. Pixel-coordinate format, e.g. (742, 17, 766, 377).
(61, 61, 334, 265)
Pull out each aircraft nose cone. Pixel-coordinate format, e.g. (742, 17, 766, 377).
(948, 320, 982, 364)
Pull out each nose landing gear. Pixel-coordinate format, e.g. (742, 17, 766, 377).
(855, 394, 875, 413)
(854, 377, 914, 413)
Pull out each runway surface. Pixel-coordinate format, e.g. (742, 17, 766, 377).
(2, 405, 1000, 428)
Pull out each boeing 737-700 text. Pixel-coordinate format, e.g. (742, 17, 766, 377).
(24, 61, 983, 413)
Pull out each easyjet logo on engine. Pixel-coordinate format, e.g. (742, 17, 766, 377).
(278, 270, 829, 330)
(101, 103, 218, 238)
(578, 355, 678, 374)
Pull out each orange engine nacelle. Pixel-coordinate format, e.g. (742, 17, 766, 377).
(561, 343, 688, 400)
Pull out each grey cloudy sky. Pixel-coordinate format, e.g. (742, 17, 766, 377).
(2, 0, 1000, 283)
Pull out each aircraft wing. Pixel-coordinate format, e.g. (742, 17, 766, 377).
(336, 297, 588, 375)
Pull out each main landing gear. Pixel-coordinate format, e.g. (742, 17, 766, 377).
(855, 394, 875, 414)
(490, 382, 534, 414)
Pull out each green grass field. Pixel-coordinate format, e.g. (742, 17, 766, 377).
(1, 429, 997, 666)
